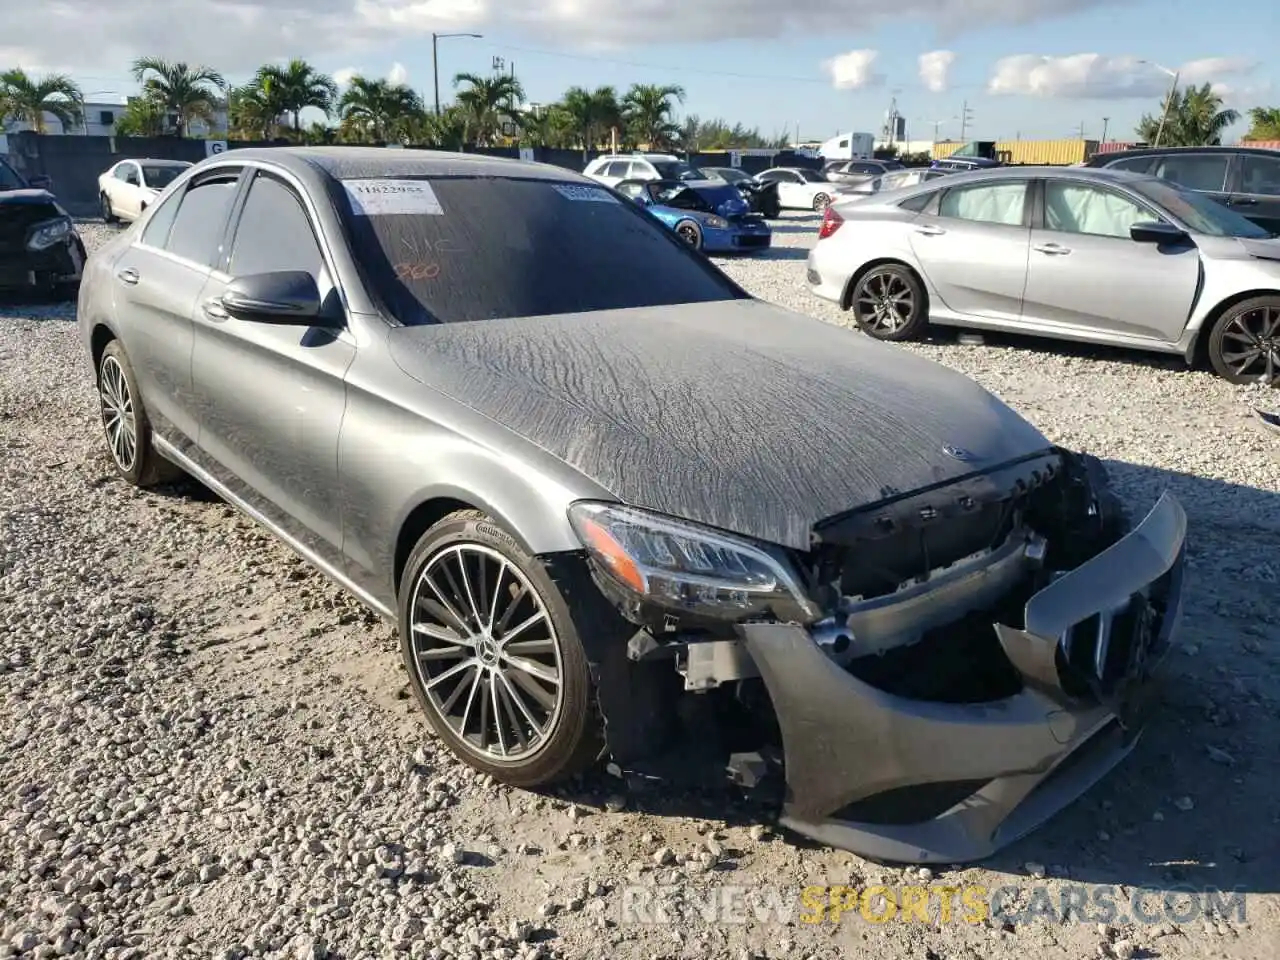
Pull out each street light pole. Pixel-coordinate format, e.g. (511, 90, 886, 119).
(432, 32, 484, 116)
(1139, 61, 1179, 147)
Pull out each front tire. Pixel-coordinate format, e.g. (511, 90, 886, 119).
(398, 510, 601, 787)
(97, 340, 183, 486)
(100, 193, 117, 224)
(674, 220, 703, 250)
(850, 263, 928, 341)
(1207, 296, 1280, 386)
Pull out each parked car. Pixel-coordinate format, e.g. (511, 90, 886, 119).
(755, 167, 854, 211)
(99, 158, 193, 223)
(823, 158, 904, 186)
(613, 178, 772, 252)
(1, 155, 86, 297)
(582, 153, 703, 188)
(808, 165, 1280, 384)
(78, 147, 1187, 865)
(1082, 145, 1280, 235)
(840, 167, 951, 200)
(930, 156, 999, 172)
(697, 166, 782, 218)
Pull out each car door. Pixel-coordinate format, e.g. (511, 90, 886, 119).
(190, 167, 354, 567)
(907, 178, 1032, 321)
(109, 167, 243, 453)
(117, 162, 145, 219)
(1228, 153, 1280, 234)
(1020, 178, 1200, 344)
(1149, 152, 1232, 207)
(769, 171, 805, 208)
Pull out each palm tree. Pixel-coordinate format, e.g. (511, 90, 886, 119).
(338, 76, 424, 143)
(112, 96, 166, 137)
(0, 69, 83, 133)
(1137, 83, 1240, 147)
(1245, 106, 1280, 141)
(561, 85, 622, 158)
(254, 59, 337, 135)
(228, 82, 281, 140)
(131, 58, 225, 137)
(452, 72, 525, 145)
(519, 104, 576, 149)
(621, 83, 684, 149)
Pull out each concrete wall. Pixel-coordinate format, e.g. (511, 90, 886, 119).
(6, 133, 822, 217)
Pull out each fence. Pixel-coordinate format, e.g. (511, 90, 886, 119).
(3, 132, 821, 217)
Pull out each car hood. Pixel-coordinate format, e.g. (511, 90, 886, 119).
(386, 299, 1050, 550)
(1196, 234, 1280, 263)
(0, 188, 57, 206)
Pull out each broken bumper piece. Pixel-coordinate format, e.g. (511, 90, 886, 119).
(739, 492, 1187, 865)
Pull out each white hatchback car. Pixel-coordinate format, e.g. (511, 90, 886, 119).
(582, 153, 704, 187)
(98, 158, 192, 223)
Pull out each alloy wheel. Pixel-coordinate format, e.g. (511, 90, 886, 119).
(1220, 305, 1280, 383)
(99, 356, 137, 472)
(676, 223, 700, 247)
(813, 193, 831, 212)
(408, 543, 564, 762)
(855, 271, 916, 334)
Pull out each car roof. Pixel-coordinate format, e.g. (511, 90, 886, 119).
(1094, 144, 1280, 159)
(912, 165, 1155, 186)
(118, 158, 192, 166)
(195, 146, 592, 188)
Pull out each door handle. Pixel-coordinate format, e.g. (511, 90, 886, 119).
(202, 297, 229, 320)
(1230, 197, 1258, 206)
(914, 224, 946, 236)
(1033, 243, 1071, 255)
(116, 267, 139, 285)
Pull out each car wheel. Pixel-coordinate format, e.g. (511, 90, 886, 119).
(1207, 296, 1280, 386)
(850, 264, 928, 341)
(398, 510, 601, 787)
(675, 220, 703, 250)
(812, 193, 831, 212)
(100, 193, 116, 224)
(97, 340, 183, 486)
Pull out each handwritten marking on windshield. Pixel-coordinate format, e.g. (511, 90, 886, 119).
(394, 262, 441, 281)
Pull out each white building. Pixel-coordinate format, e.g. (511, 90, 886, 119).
(4, 98, 227, 137)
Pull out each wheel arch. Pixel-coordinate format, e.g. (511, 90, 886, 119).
(89, 321, 118, 372)
(1188, 287, 1280, 366)
(841, 257, 930, 314)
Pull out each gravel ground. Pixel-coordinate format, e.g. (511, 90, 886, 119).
(2, 217, 1278, 960)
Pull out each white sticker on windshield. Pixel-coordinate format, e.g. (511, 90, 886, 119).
(553, 184, 617, 203)
(343, 179, 444, 216)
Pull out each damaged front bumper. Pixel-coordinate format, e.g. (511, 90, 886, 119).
(738, 491, 1187, 865)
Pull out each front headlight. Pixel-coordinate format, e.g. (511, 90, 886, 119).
(702, 215, 729, 229)
(27, 217, 73, 251)
(567, 501, 819, 624)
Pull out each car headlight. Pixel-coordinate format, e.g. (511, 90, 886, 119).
(567, 501, 819, 624)
(702, 215, 729, 229)
(27, 217, 73, 251)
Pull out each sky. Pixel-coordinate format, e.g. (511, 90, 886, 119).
(1, 0, 1275, 143)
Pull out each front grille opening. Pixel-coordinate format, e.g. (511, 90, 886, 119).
(832, 779, 991, 826)
(844, 583, 1030, 703)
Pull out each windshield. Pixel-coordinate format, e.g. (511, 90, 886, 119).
(1134, 179, 1272, 238)
(711, 168, 750, 183)
(797, 169, 829, 183)
(0, 159, 26, 191)
(337, 176, 745, 325)
(651, 160, 703, 181)
(142, 165, 187, 190)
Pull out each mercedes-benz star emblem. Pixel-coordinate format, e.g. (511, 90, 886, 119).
(942, 444, 976, 462)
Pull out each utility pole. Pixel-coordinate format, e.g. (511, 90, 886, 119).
(1101, 116, 1110, 142)
(431, 31, 483, 116)
(959, 100, 974, 140)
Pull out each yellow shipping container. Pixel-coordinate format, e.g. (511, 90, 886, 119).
(995, 139, 1098, 166)
(932, 141, 966, 159)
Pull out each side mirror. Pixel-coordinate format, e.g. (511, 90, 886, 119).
(221, 271, 331, 326)
(1130, 221, 1188, 244)
(28, 174, 52, 190)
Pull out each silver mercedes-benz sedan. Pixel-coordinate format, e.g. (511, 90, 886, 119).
(807, 165, 1280, 385)
(78, 147, 1187, 864)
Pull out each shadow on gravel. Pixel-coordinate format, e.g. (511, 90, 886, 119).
(0, 288, 78, 309)
(751, 248, 810, 262)
(922, 326, 1197, 377)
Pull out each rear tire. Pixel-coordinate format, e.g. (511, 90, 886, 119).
(100, 193, 116, 224)
(850, 263, 929, 342)
(812, 192, 831, 212)
(97, 340, 183, 486)
(398, 510, 601, 787)
(1206, 296, 1280, 386)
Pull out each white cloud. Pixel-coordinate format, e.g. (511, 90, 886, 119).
(386, 62, 409, 86)
(987, 53, 1261, 100)
(333, 67, 359, 87)
(918, 50, 955, 93)
(823, 50, 883, 91)
(4, 0, 1119, 77)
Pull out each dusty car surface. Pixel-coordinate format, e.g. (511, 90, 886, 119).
(77, 147, 1187, 864)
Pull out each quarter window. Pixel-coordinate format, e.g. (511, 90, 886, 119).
(899, 191, 934, 212)
(1104, 155, 1156, 174)
(1044, 182, 1153, 238)
(938, 181, 1028, 226)
(162, 173, 241, 267)
(227, 173, 324, 278)
(1239, 155, 1280, 197)
(1152, 154, 1229, 192)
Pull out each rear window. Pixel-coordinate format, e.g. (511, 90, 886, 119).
(336, 175, 746, 325)
(142, 165, 187, 190)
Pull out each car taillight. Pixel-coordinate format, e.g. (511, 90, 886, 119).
(817, 205, 844, 240)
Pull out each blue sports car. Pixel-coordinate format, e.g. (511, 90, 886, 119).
(614, 178, 772, 253)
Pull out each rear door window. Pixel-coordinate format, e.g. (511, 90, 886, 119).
(1239, 154, 1280, 197)
(162, 171, 242, 267)
(1152, 154, 1229, 192)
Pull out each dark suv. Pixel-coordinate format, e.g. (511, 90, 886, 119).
(1083, 145, 1280, 234)
(0, 156, 85, 297)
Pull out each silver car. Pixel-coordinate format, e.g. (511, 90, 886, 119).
(78, 147, 1187, 864)
(808, 166, 1280, 384)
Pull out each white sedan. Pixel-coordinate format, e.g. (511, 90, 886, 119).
(98, 159, 192, 223)
(755, 167, 855, 212)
